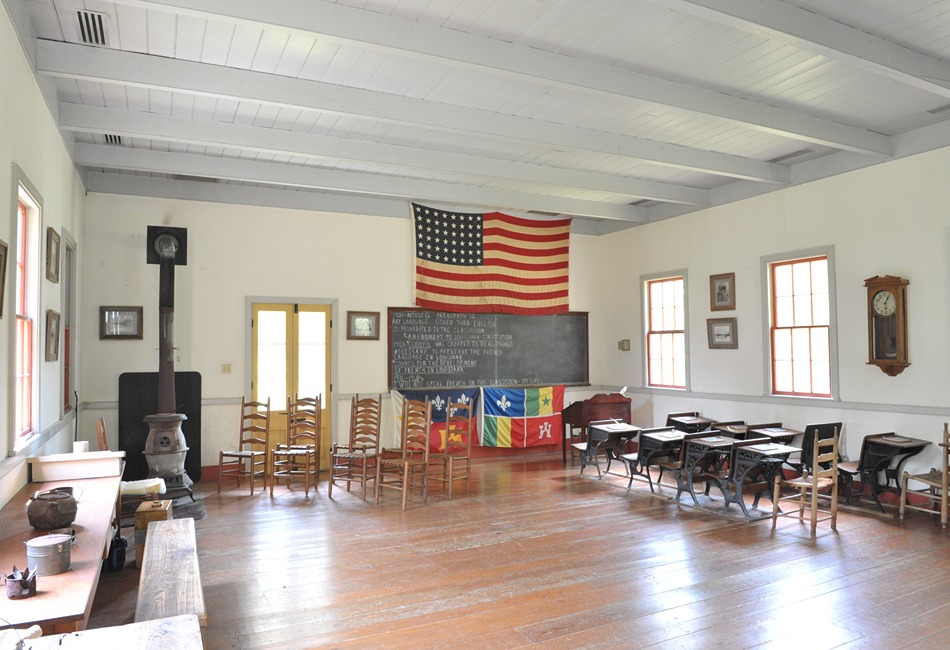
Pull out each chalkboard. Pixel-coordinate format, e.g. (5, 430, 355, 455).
(388, 308, 588, 390)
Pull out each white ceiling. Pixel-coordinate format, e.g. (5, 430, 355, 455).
(8, 0, 950, 234)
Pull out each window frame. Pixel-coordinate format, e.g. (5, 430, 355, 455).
(762, 247, 838, 399)
(643, 270, 689, 390)
(14, 181, 41, 443)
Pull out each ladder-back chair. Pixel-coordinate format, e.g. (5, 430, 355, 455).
(217, 397, 271, 494)
(429, 400, 475, 500)
(271, 395, 321, 497)
(376, 398, 432, 510)
(328, 394, 382, 500)
(772, 426, 839, 537)
(900, 423, 950, 528)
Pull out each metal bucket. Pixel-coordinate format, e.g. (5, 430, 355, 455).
(25, 533, 72, 576)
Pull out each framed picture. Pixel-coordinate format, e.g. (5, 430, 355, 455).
(347, 311, 380, 340)
(46, 310, 61, 361)
(46, 227, 60, 283)
(0, 239, 7, 319)
(100, 306, 144, 340)
(709, 272, 735, 311)
(707, 317, 738, 349)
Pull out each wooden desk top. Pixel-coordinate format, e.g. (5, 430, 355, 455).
(670, 415, 714, 425)
(0, 476, 121, 633)
(749, 427, 802, 441)
(744, 442, 801, 456)
(692, 435, 735, 448)
(870, 433, 931, 449)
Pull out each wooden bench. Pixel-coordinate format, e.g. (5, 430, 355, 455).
(134, 518, 207, 626)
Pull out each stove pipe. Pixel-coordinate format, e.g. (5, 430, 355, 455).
(143, 232, 190, 489)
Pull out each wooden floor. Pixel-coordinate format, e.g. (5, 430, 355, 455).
(89, 454, 950, 649)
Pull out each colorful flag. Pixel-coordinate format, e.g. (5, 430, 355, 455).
(481, 385, 564, 448)
(391, 388, 479, 452)
(412, 203, 571, 315)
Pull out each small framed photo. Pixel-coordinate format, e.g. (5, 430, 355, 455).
(46, 227, 60, 283)
(347, 311, 380, 340)
(100, 306, 144, 340)
(707, 318, 738, 349)
(0, 238, 7, 319)
(710, 272, 735, 311)
(45, 310, 61, 361)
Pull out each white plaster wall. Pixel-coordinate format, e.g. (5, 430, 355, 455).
(597, 147, 950, 470)
(0, 5, 86, 507)
(80, 195, 605, 468)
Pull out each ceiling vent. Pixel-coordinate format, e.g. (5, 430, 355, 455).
(53, 2, 118, 47)
(104, 134, 123, 146)
(76, 10, 109, 46)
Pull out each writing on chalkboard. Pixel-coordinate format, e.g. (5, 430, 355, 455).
(388, 308, 588, 390)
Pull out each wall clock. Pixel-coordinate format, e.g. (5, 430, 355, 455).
(864, 275, 909, 376)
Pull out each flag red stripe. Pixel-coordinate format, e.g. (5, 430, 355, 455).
(417, 265, 568, 284)
(416, 280, 568, 300)
(483, 227, 570, 243)
(484, 242, 570, 258)
(415, 296, 569, 315)
(412, 203, 571, 314)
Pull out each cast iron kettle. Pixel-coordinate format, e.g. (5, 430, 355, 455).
(27, 487, 78, 530)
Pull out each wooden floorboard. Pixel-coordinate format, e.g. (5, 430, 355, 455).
(88, 454, 950, 649)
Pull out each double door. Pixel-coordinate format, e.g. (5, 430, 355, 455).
(251, 303, 331, 468)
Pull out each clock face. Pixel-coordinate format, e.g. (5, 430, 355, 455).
(872, 290, 897, 317)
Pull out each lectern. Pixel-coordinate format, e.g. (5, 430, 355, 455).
(561, 393, 632, 465)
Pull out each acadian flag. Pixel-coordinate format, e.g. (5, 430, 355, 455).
(390, 388, 479, 452)
(412, 203, 571, 316)
(481, 385, 564, 448)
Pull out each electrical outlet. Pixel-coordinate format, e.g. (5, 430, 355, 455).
(221, 363, 232, 374)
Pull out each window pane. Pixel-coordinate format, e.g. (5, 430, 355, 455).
(770, 255, 832, 397)
(646, 277, 685, 388)
(774, 265, 792, 297)
(257, 310, 287, 408)
(297, 311, 327, 401)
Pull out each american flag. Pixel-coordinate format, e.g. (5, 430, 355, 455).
(412, 203, 571, 315)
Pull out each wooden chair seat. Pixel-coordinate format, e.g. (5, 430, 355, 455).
(271, 395, 321, 497)
(773, 426, 839, 537)
(900, 423, 949, 528)
(218, 398, 271, 495)
(572, 426, 610, 478)
(429, 400, 475, 500)
(329, 394, 381, 500)
(376, 398, 433, 510)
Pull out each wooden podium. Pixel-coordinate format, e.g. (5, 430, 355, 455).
(561, 393, 632, 465)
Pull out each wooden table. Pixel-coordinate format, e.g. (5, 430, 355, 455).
(21, 614, 203, 649)
(0, 476, 121, 634)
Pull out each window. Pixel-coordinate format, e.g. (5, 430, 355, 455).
(769, 255, 831, 397)
(646, 275, 686, 389)
(15, 185, 40, 438)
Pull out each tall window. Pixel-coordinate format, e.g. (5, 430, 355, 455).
(646, 276, 686, 389)
(15, 187, 40, 438)
(769, 255, 831, 397)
